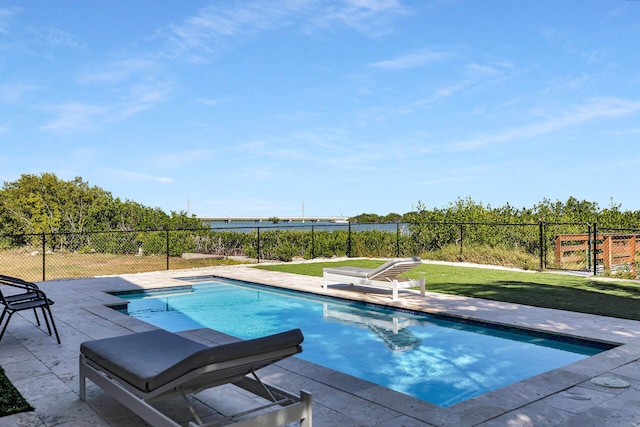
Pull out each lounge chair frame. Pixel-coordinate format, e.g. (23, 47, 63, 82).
(0, 275, 60, 343)
(79, 330, 312, 427)
(322, 257, 425, 300)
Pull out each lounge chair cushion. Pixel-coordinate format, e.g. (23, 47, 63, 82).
(80, 329, 304, 392)
(323, 257, 422, 281)
(321, 266, 371, 278)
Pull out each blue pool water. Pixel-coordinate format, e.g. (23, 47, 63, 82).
(114, 277, 610, 407)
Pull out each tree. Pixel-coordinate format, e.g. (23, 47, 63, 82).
(382, 212, 403, 223)
(349, 213, 382, 223)
(0, 173, 204, 236)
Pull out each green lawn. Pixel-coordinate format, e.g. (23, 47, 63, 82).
(256, 260, 640, 321)
(0, 367, 32, 417)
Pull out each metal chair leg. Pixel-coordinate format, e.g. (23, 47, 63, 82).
(40, 307, 53, 336)
(0, 311, 14, 342)
(33, 307, 42, 326)
(44, 306, 61, 344)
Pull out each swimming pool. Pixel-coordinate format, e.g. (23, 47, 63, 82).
(113, 277, 612, 407)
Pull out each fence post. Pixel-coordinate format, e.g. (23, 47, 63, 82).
(257, 227, 261, 263)
(347, 222, 352, 258)
(459, 224, 464, 259)
(396, 223, 400, 257)
(592, 223, 598, 276)
(165, 229, 170, 270)
(538, 222, 544, 271)
(42, 232, 46, 281)
(311, 225, 315, 259)
(587, 224, 592, 271)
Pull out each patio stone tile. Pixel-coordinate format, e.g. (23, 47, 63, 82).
(13, 372, 70, 402)
(473, 367, 591, 409)
(3, 354, 51, 382)
(79, 382, 140, 424)
(563, 345, 640, 377)
(608, 359, 640, 381)
(56, 311, 132, 340)
(374, 414, 438, 426)
(424, 394, 512, 427)
(260, 366, 405, 425)
(0, 338, 33, 364)
(475, 400, 575, 427)
(29, 344, 76, 366)
(543, 385, 616, 413)
(192, 384, 266, 420)
(577, 374, 638, 396)
(0, 411, 45, 427)
(50, 417, 112, 427)
(281, 361, 378, 394)
(353, 382, 441, 423)
(307, 402, 381, 427)
(31, 390, 101, 426)
(562, 387, 640, 426)
(48, 358, 80, 386)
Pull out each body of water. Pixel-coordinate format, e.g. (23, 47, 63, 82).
(206, 221, 409, 233)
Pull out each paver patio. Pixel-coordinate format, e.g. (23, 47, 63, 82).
(1, 263, 639, 426)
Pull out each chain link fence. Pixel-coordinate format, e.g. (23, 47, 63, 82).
(0, 222, 637, 282)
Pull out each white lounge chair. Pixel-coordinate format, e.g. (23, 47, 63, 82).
(79, 329, 312, 427)
(322, 257, 425, 300)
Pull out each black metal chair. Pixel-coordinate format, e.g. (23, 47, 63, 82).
(0, 275, 60, 344)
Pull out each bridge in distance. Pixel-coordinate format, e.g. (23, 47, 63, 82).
(197, 216, 350, 223)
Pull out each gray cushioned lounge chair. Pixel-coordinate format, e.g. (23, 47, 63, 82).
(79, 328, 312, 427)
(322, 257, 425, 300)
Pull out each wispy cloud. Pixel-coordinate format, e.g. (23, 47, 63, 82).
(40, 80, 171, 132)
(40, 102, 109, 132)
(196, 98, 227, 107)
(453, 97, 640, 150)
(239, 127, 351, 163)
(103, 169, 174, 184)
(418, 166, 489, 186)
(246, 126, 421, 173)
(0, 82, 38, 103)
(462, 63, 505, 79)
(0, 7, 17, 34)
(32, 27, 87, 50)
(114, 81, 172, 120)
(370, 59, 513, 118)
(309, 0, 407, 36)
(151, 149, 214, 169)
(2, 7, 84, 50)
(78, 59, 157, 84)
(156, 2, 301, 61)
(541, 27, 609, 64)
(369, 49, 455, 70)
(73, 56, 169, 127)
(157, 0, 407, 62)
(402, 80, 471, 112)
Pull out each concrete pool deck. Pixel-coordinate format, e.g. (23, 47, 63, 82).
(1, 263, 639, 426)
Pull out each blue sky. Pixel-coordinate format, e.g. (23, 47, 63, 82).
(2, 1, 640, 217)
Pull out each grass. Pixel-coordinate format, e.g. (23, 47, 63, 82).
(0, 367, 32, 417)
(0, 251, 244, 282)
(256, 260, 640, 321)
